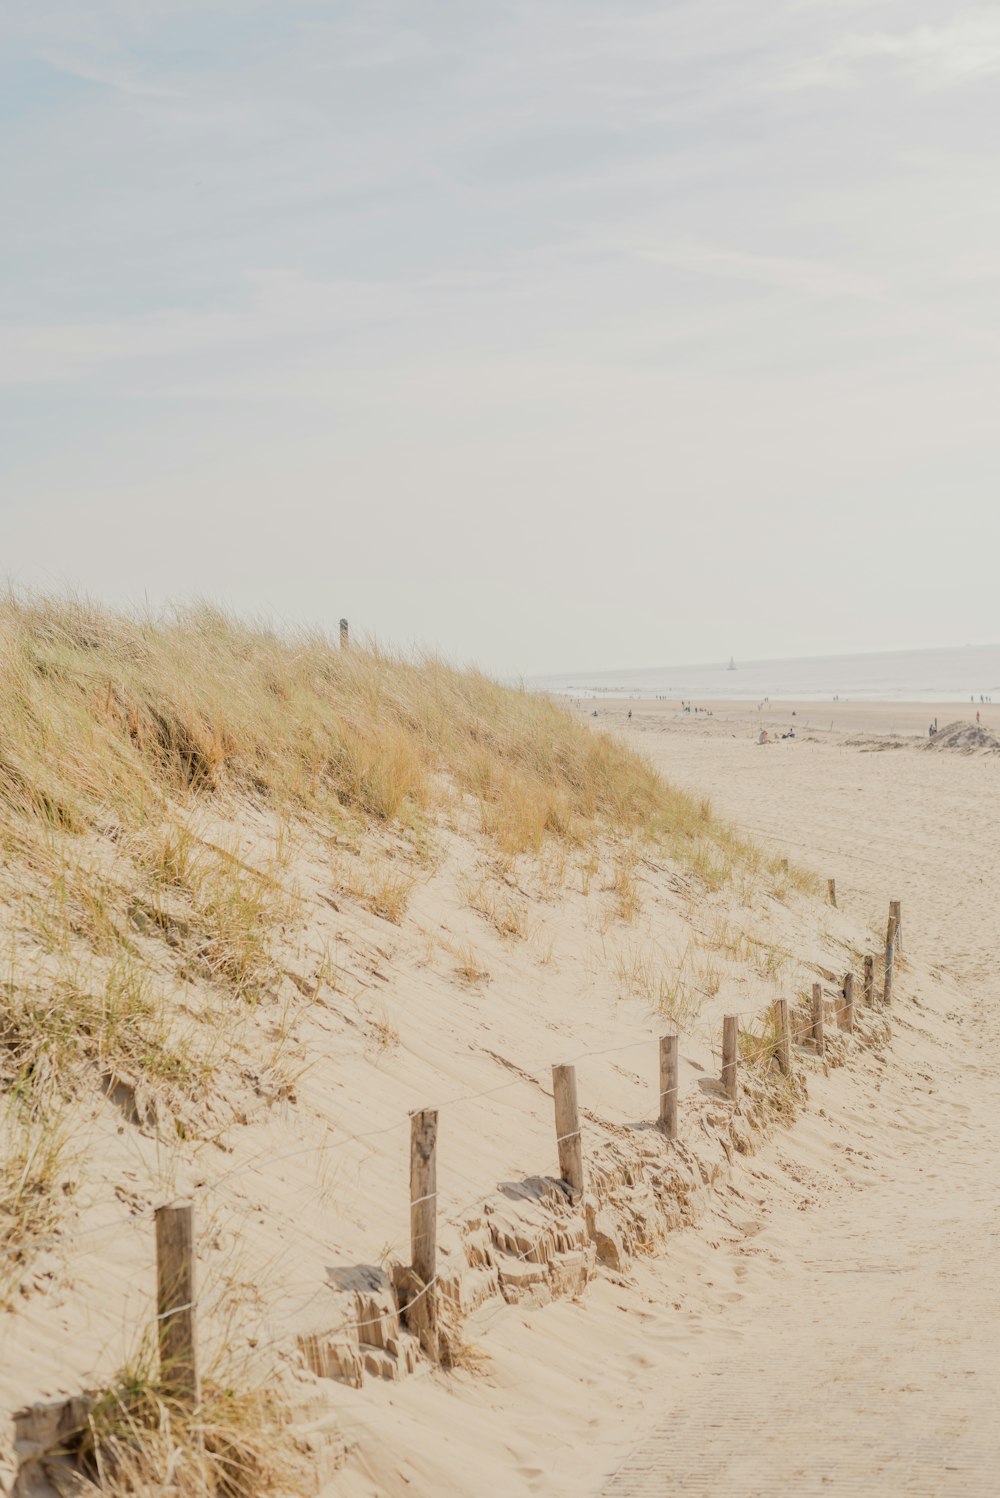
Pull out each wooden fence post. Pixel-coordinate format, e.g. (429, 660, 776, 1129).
(155, 1202, 200, 1407)
(773, 998, 792, 1076)
(863, 954, 874, 1007)
(827, 879, 837, 908)
(552, 1064, 584, 1195)
(721, 1015, 738, 1101)
(658, 1034, 678, 1140)
(409, 1108, 439, 1357)
(889, 899, 902, 954)
(883, 916, 896, 1008)
(339, 617, 349, 649)
(841, 972, 855, 1034)
(811, 983, 825, 1057)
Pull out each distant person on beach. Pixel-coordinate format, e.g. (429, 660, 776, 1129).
(758, 728, 770, 745)
(977, 710, 981, 724)
(627, 709, 632, 720)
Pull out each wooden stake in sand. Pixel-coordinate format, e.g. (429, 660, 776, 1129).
(410, 1109, 438, 1281)
(552, 1064, 585, 1195)
(408, 1110, 439, 1358)
(773, 998, 792, 1076)
(155, 1202, 200, 1407)
(883, 915, 897, 1008)
(863, 954, 874, 1007)
(721, 1015, 738, 1101)
(658, 1034, 679, 1140)
(811, 983, 825, 1057)
(889, 899, 902, 954)
(339, 617, 349, 649)
(828, 879, 837, 908)
(841, 972, 855, 1034)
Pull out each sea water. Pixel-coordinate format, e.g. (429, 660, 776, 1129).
(531, 644, 1000, 704)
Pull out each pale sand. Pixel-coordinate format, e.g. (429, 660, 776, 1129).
(7, 701, 1000, 1495)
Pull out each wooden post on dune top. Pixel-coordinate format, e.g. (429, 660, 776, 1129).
(773, 998, 792, 1076)
(863, 954, 874, 1007)
(889, 899, 902, 954)
(155, 1202, 200, 1407)
(883, 916, 897, 1008)
(811, 983, 825, 1057)
(409, 1108, 439, 1357)
(339, 617, 349, 649)
(841, 972, 855, 1034)
(552, 1064, 584, 1195)
(721, 1015, 738, 1101)
(658, 1034, 678, 1140)
(828, 879, 837, 908)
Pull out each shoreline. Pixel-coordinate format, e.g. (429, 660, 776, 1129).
(568, 696, 995, 738)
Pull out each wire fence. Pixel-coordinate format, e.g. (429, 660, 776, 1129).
(5, 898, 903, 1439)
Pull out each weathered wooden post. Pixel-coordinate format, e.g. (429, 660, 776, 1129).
(658, 1034, 678, 1140)
(339, 618, 349, 649)
(811, 983, 825, 1057)
(827, 879, 837, 908)
(155, 1202, 200, 1407)
(889, 899, 902, 954)
(841, 972, 855, 1034)
(773, 998, 792, 1076)
(409, 1108, 439, 1357)
(721, 1015, 738, 1101)
(883, 915, 897, 1008)
(552, 1064, 584, 1195)
(863, 954, 874, 1007)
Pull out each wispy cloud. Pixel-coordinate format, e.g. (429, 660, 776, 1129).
(628, 239, 882, 302)
(786, 12, 1000, 89)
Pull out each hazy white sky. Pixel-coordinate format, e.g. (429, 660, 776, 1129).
(3, 1, 999, 675)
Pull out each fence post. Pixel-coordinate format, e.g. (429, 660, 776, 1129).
(552, 1064, 584, 1195)
(863, 954, 874, 1006)
(155, 1202, 200, 1407)
(811, 983, 825, 1057)
(773, 998, 792, 1075)
(889, 899, 902, 954)
(721, 1015, 738, 1101)
(339, 618, 349, 649)
(827, 879, 837, 908)
(409, 1108, 439, 1357)
(841, 972, 855, 1034)
(883, 916, 897, 1008)
(658, 1035, 678, 1140)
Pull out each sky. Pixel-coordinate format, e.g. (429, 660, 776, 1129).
(3, 1, 1000, 677)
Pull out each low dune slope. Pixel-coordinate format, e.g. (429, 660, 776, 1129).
(1, 598, 897, 1498)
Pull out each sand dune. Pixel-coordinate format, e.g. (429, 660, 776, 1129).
(6, 669, 996, 1496)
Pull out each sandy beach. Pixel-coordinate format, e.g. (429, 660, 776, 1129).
(7, 676, 1000, 1496)
(580, 695, 998, 739)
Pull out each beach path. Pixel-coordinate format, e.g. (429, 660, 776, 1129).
(602, 716, 1000, 1496)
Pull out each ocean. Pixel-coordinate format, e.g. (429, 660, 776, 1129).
(531, 644, 1000, 704)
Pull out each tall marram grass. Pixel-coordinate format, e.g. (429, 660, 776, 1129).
(0, 592, 739, 861)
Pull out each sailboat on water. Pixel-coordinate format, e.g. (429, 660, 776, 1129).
(728, 656, 736, 671)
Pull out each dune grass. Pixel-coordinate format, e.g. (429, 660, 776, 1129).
(67, 1336, 302, 1498)
(0, 592, 801, 1280)
(0, 592, 753, 865)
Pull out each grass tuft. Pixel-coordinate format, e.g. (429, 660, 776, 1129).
(69, 1340, 303, 1497)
